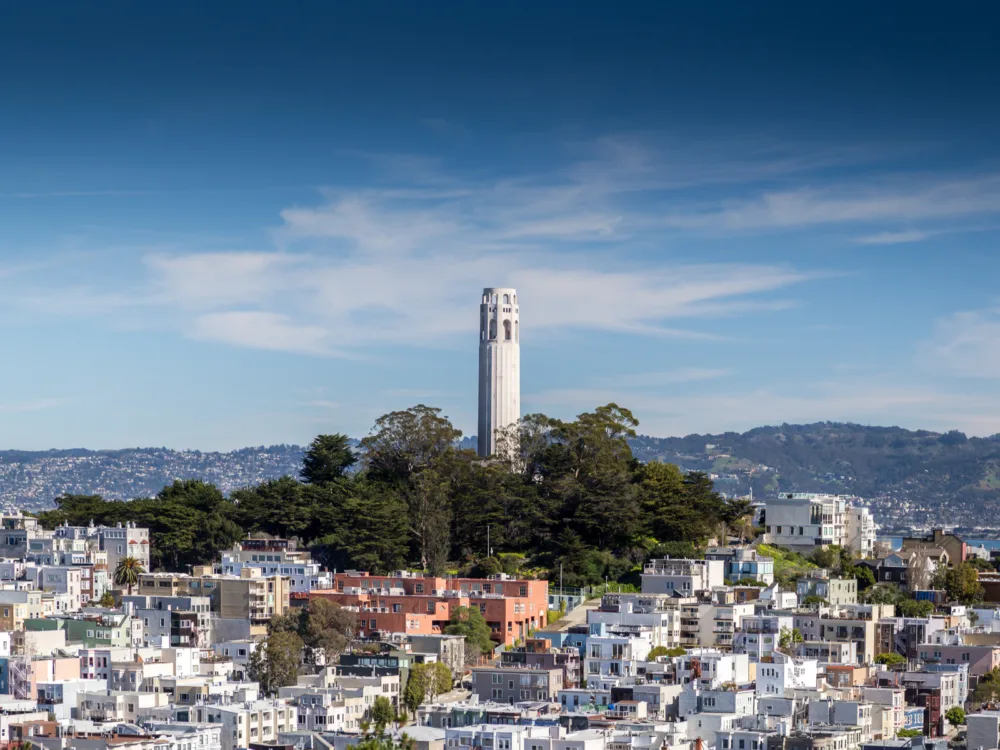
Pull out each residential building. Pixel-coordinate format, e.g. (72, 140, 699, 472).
(309, 571, 548, 645)
(471, 665, 564, 704)
(763, 494, 876, 555)
(641, 558, 725, 597)
(796, 572, 858, 606)
(705, 548, 775, 585)
(756, 652, 818, 697)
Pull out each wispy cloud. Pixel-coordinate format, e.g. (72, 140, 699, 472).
(188, 312, 338, 357)
(919, 307, 1000, 378)
(5, 135, 934, 356)
(856, 230, 931, 245)
(662, 173, 1000, 232)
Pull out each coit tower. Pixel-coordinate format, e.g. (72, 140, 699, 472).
(478, 287, 520, 457)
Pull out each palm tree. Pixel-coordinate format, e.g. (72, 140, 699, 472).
(114, 556, 145, 596)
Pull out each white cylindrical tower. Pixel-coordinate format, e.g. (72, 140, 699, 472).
(478, 287, 520, 457)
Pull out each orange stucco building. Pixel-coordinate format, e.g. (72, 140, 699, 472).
(306, 571, 548, 646)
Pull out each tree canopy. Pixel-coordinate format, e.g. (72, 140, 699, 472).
(33, 403, 747, 605)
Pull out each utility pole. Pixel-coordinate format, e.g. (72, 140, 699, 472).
(487, 525, 491, 558)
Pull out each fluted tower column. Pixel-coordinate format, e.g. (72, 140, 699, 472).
(478, 287, 520, 457)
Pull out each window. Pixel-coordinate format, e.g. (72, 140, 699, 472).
(503, 320, 511, 341)
(489, 319, 497, 339)
(520, 585, 528, 597)
(415, 583, 423, 593)
(515, 320, 519, 342)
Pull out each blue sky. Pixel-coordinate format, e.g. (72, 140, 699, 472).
(1, 2, 1000, 450)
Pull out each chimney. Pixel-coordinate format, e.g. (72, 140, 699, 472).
(695, 739, 703, 750)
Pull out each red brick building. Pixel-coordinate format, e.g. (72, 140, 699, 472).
(307, 571, 548, 646)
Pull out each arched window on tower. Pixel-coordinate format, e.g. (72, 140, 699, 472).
(515, 320, 519, 342)
(489, 319, 497, 340)
(503, 294, 510, 304)
(503, 320, 512, 341)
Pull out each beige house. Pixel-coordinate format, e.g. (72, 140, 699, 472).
(137, 570, 289, 624)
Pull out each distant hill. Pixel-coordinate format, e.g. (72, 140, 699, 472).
(628, 422, 1000, 531)
(0, 446, 304, 510)
(6, 423, 1000, 529)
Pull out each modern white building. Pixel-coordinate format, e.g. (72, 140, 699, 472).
(733, 614, 793, 663)
(588, 593, 685, 647)
(584, 631, 652, 681)
(641, 558, 725, 597)
(762, 493, 877, 555)
(477, 287, 520, 458)
(755, 651, 818, 697)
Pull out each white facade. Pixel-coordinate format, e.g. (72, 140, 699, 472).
(755, 652, 818, 697)
(478, 287, 520, 458)
(641, 558, 725, 597)
(846, 504, 878, 557)
(584, 632, 652, 680)
(763, 493, 877, 555)
(733, 614, 793, 663)
(588, 593, 684, 647)
(863, 687, 905, 736)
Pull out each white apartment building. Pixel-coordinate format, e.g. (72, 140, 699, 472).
(863, 687, 905, 737)
(30, 566, 83, 612)
(733, 614, 793, 662)
(756, 651, 818, 697)
(100, 522, 151, 573)
(762, 494, 876, 555)
(185, 700, 298, 750)
(696, 602, 754, 651)
(584, 631, 652, 680)
(588, 593, 685, 647)
(446, 723, 525, 750)
(678, 650, 750, 687)
(678, 685, 756, 718)
(220, 547, 332, 594)
(846, 505, 878, 558)
(641, 558, 724, 597)
(808, 699, 873, 744)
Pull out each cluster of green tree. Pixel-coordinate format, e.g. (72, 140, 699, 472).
(931, 562, 984, 604)
(248, 599, 359, 693)
(874, 652, 906, 667)
(647, 645, 686, 659)
(442, 606, 494, 662)
(403, 662, 453, 713)
(974, 667, 1000, 703)
(861, 582, 935, 616)
(778, 626, 802, 651)
(756, 544, 818, 588)
(36, 481, 244, 571)
(271, 598, 359, 661)
(809, 545, 876, 591)
(36, 403, 750, 592)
